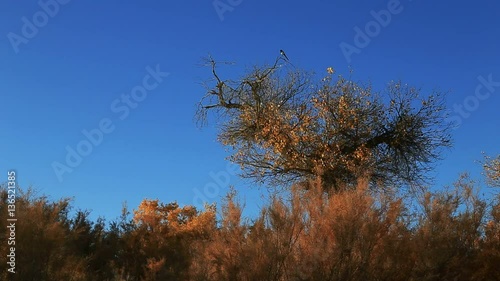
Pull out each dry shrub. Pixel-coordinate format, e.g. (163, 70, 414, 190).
(1, 174, 498, 280)
(190, 175, 500, 281)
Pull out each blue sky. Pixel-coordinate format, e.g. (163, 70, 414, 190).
(1, 0, 499, 220)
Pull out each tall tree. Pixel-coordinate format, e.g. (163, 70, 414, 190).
(197, 56, 452, 192)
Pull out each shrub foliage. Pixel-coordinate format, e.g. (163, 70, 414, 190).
(1, 170, 499, 280)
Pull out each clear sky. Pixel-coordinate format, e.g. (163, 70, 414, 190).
(1, 1, 499, 220)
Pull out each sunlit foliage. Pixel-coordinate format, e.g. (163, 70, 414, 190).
(1, 173, 498, 280)
(198, 57, 451, 192)
(1, 61, 497, 280)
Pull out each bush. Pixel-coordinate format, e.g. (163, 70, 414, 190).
(1, 174, 499, 280)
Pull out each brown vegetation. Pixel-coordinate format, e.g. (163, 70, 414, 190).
(1, 63, 498, 280)
(1, 168, 499, 280)
(197, 58, 451, 192)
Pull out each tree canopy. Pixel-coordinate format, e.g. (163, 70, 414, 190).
(197, 56, 452, 193)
